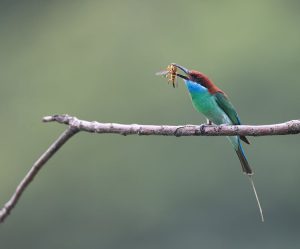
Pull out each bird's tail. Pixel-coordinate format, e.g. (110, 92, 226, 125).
(235, 139, 264, 222)
(235, 141, 253, 175)
(248, 175, 264, 222)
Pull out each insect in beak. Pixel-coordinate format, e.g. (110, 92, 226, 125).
(155, 64, 178, 88)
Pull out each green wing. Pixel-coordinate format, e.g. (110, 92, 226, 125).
(214, 92, 250, 144)
(214, 92, 241, 125)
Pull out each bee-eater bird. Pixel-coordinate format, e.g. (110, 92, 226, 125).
(168, 63, 264, 221)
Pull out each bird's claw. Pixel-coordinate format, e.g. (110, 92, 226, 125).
(206, 119, 213, 125)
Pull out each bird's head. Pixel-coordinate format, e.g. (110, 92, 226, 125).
(172, 63, 210, 84)
(171, 63, 222, 94)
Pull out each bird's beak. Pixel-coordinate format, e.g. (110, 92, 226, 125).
(171, 63, 189, 80)
(171, 63, 190, 75)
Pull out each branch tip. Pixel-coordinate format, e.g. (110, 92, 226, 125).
(1, 114, 300, 223)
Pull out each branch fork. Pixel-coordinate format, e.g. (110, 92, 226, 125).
(44, 114, 300, 136)
(1, 114, 300, 223)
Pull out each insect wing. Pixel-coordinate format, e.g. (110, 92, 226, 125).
(155, 70, 169, 76)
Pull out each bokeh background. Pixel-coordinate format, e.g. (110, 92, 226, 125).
(1, 1, 300, 248)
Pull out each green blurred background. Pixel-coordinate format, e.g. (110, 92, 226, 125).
(1, 1, 300, 248)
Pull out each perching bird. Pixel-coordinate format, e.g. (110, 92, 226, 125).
(168, 63, 264, 221)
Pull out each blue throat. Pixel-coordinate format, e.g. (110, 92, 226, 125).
(185, 80, 208, 94)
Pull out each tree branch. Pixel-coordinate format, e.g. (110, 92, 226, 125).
(0, 126, 79, 223)
(43, 114, 300, 136)
(1, 114, 300, 223)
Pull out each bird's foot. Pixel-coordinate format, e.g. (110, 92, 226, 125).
(206, 119, 213, 125)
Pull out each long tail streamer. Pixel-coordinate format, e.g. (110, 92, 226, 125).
(248, 175, 264, 222)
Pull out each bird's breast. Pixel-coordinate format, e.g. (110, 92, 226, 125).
(184, 80, 231, 125)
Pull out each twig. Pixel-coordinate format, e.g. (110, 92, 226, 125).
(0, 126, 79, 223)
(1, 114, 300, 223)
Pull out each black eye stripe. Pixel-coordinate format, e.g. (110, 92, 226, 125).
(191, 76, 203, 85)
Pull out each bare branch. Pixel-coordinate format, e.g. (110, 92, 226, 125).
(43, 114, 300, 136)
(1, 113, 300, 223)
(0, 126, 79, 223)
